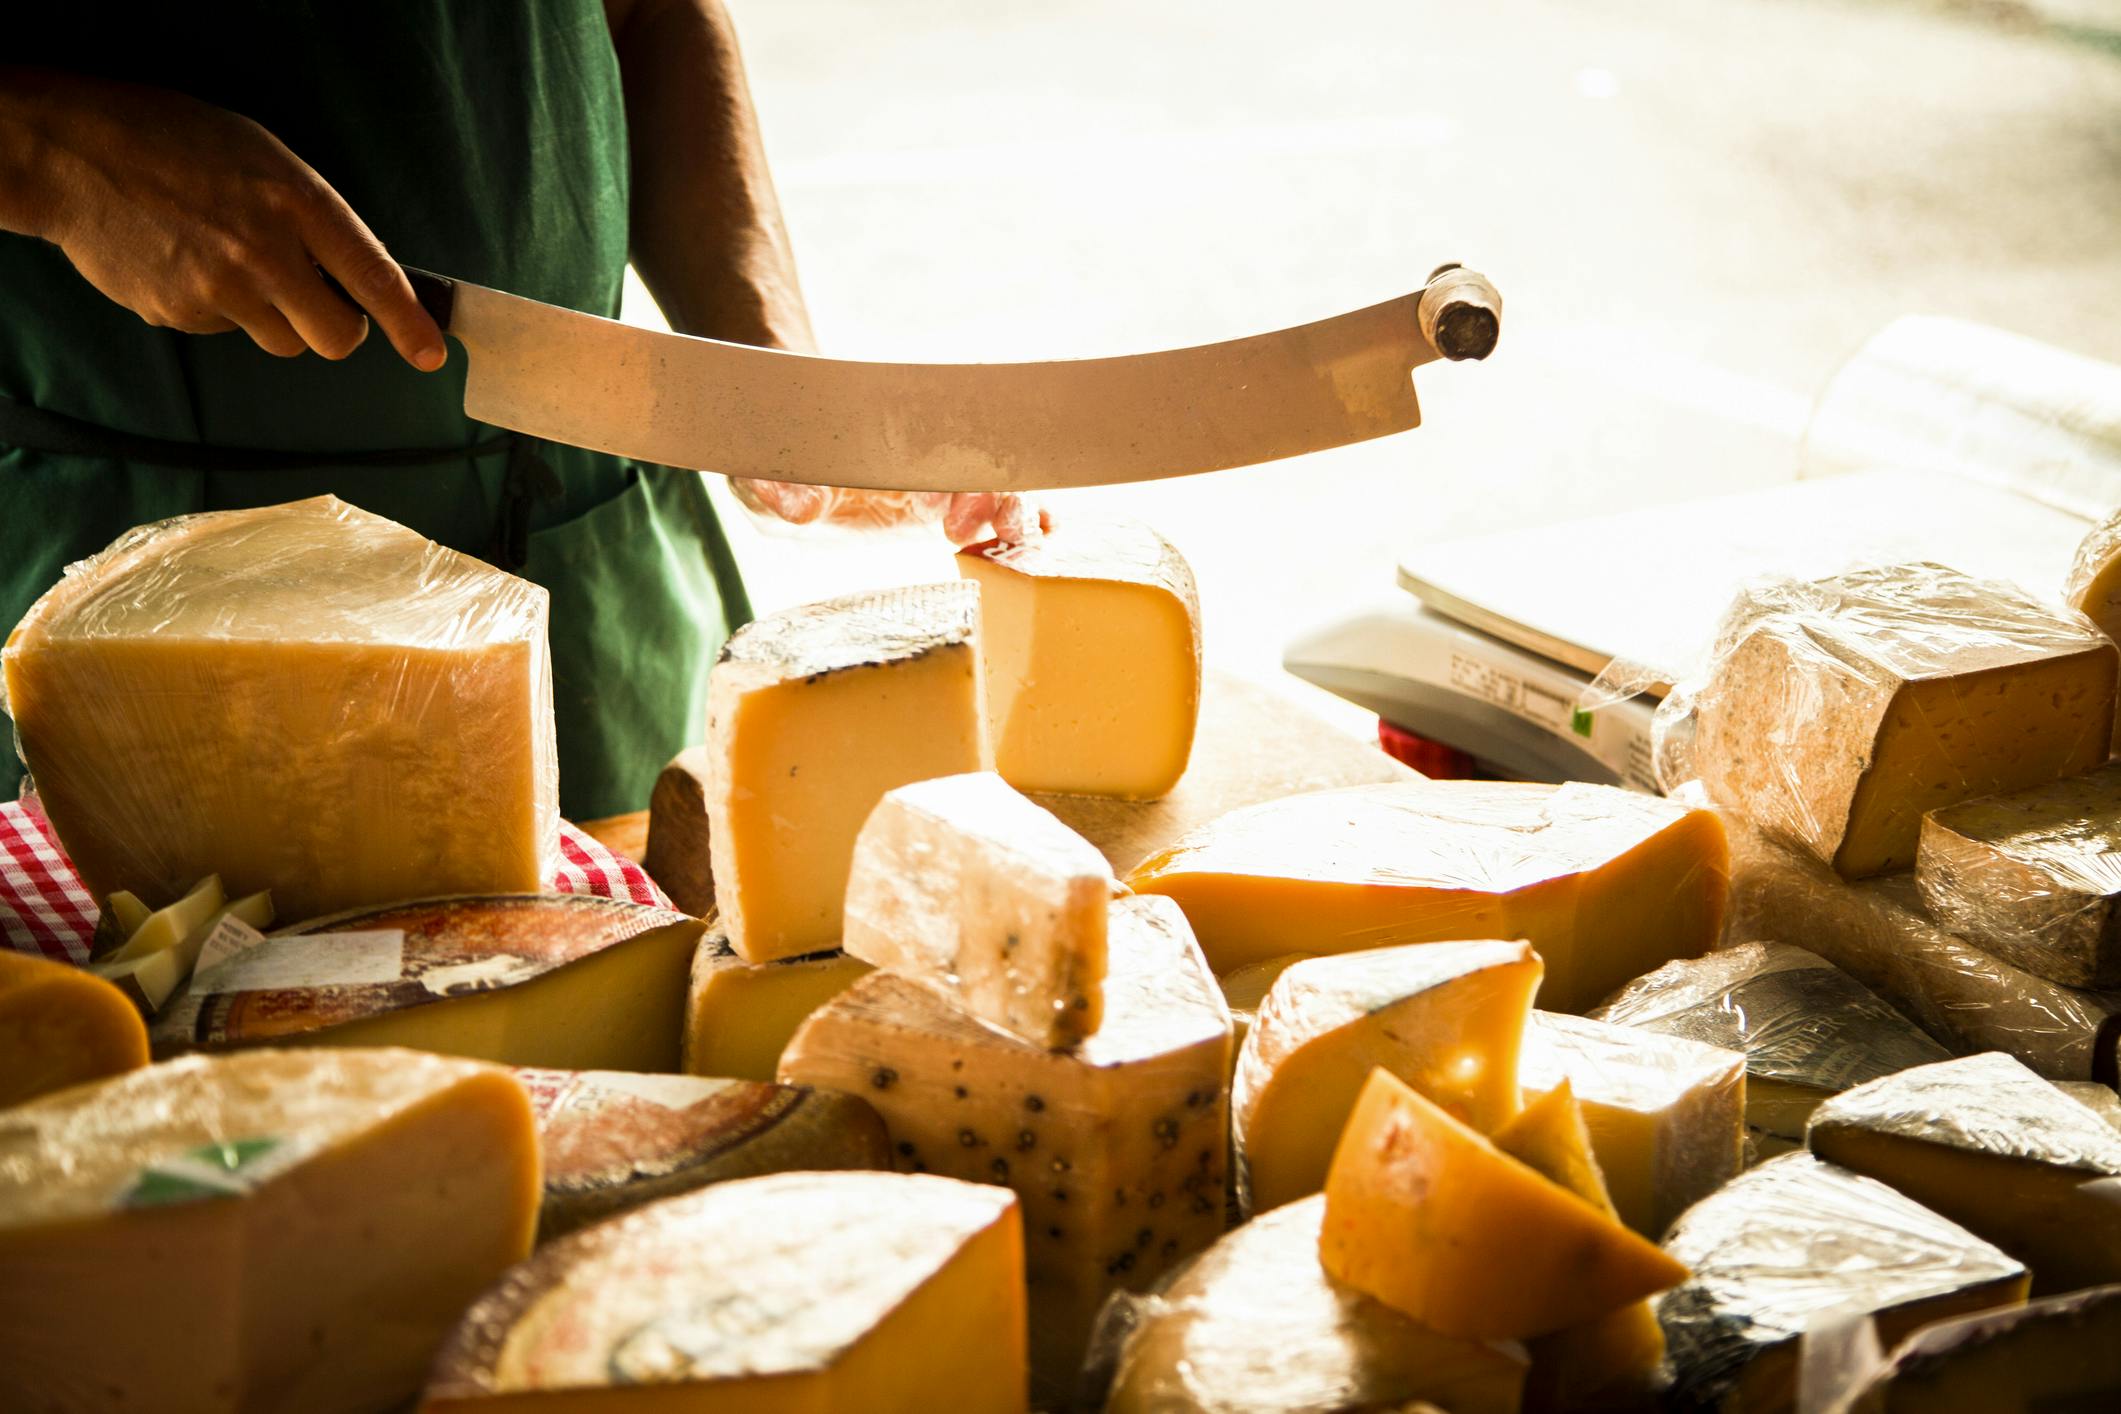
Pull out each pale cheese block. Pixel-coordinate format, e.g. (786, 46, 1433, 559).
(1129, 779, 1727, 1010)
(682, 931, 871, 1081)
(843, 771, 1118, 1046)
(420, 1171, 1028, 1413)
(1233, 940, 1542, 1214)
(958, 517, 1200, 799)
(1689, 562, 2117, 878)
(0, 1048, 540, 1414)
(0, 495, 558, 920)
(1840, 1281, 2121, 1413)
(0, 951, 147, 1108)
(707, 582, 991, 961)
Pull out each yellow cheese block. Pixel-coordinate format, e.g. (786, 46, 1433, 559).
(2067, 506, 2121, 749)
(843, 771, 1117, 1046)
(1129, 779, 1727, 1010)
(1234, 939, 1541, 1214)
(682, 931, 871, 1082)
(0, 1048, 539, 1414)
(1841, 1282, 2121, 1413)
(1, 495, 558, 920)
(1320, 1068, 1690, 1341)
(958, 517, 1200, 800)
(707, 582, 991, 961)
(0, 952, 147, 1108)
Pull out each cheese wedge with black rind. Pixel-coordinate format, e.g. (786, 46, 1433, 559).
(1839, 1281, 2121, 1413)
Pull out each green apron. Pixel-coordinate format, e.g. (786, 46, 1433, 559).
(0, 2, 750, 819)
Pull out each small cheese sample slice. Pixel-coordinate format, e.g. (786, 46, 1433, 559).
(1840, 1281, 2121, 1413)
(958, 518, 1200, 800)
(1234, 939, 1541, 1214)
(153, 894, 704, 1071)
(0, 494, 558, 921)
(1917, 763, 2121, 988)
(1519, 1011, 1746, 1237)
(708, 582, 991, 961)
(780, 894, 1230, 1402)
(0, 1048, 539, 1414)
(90, 872, 223, 962)
(1098, 1194, 1528, 1414)
(90, 882, 277, 1015)
(642, 745, 714, 917)
(1658, 1151, 2028, 1414)
(0, 952, 148, 1107)
(1590, 942, 1949, 1141)
(1806, 1051, 2121, 1294)
(1320, 1068, 1690, 1341)
(682, 932, 871, 1082)
(1690, 562, 2117, 878)
(843, 771, 1117, 1046)
(1129, 779, 1727, 1010)
(421, 1171, 1028, 1413)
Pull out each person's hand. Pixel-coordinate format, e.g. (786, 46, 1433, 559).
(733, 478, 1050, 546)
(0, 69, 445, 369)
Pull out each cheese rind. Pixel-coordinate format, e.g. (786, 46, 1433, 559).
(1841, 1281, 2121, 1413)
(0, 951, 148, 1107)
(642, 745, 714, 917)
(682, 932, 871, 1082)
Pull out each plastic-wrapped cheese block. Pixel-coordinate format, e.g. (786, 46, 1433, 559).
(516, 1066, 889, 1241)
(1686, 562, 2117, 878)
(2058, 1079, 2121, 1134)
(1838, 1282, 2121, 1413)
(0, 495, 559, 921)
(681, 931, 870, 1081)
(708, 582, 991, 961)
(1806, 1051, 2121, 1294)
(2067, 506, 2121, 686)
(420, 1171, 1028, 1413)
(1917, 763, 2121, 988)
(958, 518, 1201, 800)
(0, 1049, 539, 1414)
(1130, 780, 1727, 1010)
(1589, 942, 1949, 1142)
(152, 894, 704, 1071)
(0, 951, 147, 1107)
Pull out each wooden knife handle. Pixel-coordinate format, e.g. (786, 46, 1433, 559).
(1419, 264, 1501, 362)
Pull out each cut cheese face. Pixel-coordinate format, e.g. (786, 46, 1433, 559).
(1320, 1068, 1690, 1341)
(707, 582, 991, 961)
(643, 745, 714, 918)
(1, 495, 558, 921)
(1690, 562, 2117, 878)
(2067, 508, 2121, 745)
(959, 518, 1200, 800)
(1842, 1281, 2121, 1414)
(682, 932, 871, 1082)
(1233, 939, 1541, 1214)
(1129, 779, 1728, 1010)
(421, 1171, 1028, 1413)
(843, 771, 1117, 1046)
(1216, 952, 1312, 1069)
(0, 951, 147, 1108)
(0, 1048, 539, 1414)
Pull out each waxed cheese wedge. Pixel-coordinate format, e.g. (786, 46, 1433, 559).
(1658, 1151, 2028, 1414)
(517, 1066, 889, 1241)
(1129, 779, 1727, 1010)
(1689, 562, 2117, 878)
(682, 931, 871, 1082)
(1806, 1051, 2121, 1294)
(421, 1171, 1028, 1413)
(843, 771, 1118, 1046)
(0, 952, 147, 1108)
(708, 582, 991, 961)
(1234, 939, 1541, 1214)
(1, 495, 559, 921)
(0, 1048, 539, 1414)
(1519, 1011, 1746, 1237)
(1097, 1194, 1528, 1414)
(959, 517, 1201, 800)
(780, 894, 1230, 1403)
(1321, 1068, 1690, 1342)
(1839, 1281, 2121, 1413)
(153, 894, 704, 1071)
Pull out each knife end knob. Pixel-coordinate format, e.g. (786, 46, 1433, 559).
(1419, 265, 1502, 362)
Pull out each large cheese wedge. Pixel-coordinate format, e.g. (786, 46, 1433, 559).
(1098, 1194, 1528, 1414)
(1806, 1051, 2121, 1294)
(0, 951, 147, 1107)
(517, 1066, 889, 1240)
(421, 1171, 1028, 1413)
(682, 931, 871, 1081)
(843, 771, 1118, 1046)
(708, 582, 990, 961)
(1233, 939, 1541, 1214)
(1519, 1011, 1746, 1237)
(0, 495, 558, 920)
(1129, 779, 1727, 1010)
(1658, 1151, 2028, 1414)
(1690, 562, 2117, 878)
(0, 1048, 539, 1414)
(153, 894, 704, 1071)
(1840, 1281, 2121, 1413)
(1320, 1068, 1690, 1341)
(958, 518, 1200, 800)
(781, 894, 1230, 1402)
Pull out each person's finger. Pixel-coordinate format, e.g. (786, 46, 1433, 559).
(990, 494, 1045, 544)
(262, 249, 371, 360)
(944, 492, 996, 545)
(223, 294, 307, 358)
(299, 186, 445, 371)
(736, 477, 830, 525)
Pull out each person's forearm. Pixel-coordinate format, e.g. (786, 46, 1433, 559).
(0, 69, 80, 241)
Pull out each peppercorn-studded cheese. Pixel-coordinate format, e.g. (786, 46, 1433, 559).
(681, 932, 871, 1082)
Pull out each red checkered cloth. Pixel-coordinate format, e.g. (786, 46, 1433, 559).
(0, 794, 670, 965)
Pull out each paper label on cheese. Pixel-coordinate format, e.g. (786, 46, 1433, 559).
(192, 915, 269, 973)
(190, 931, 405, 997)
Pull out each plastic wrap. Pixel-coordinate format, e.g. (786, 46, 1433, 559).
(2065, 505, 2121, 629)
(1824, 1282, 2121, 1413)
(1810, 1052, 2121, 1180)
(0, 495, 559, 923)
(731, 476, 1044, 543)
